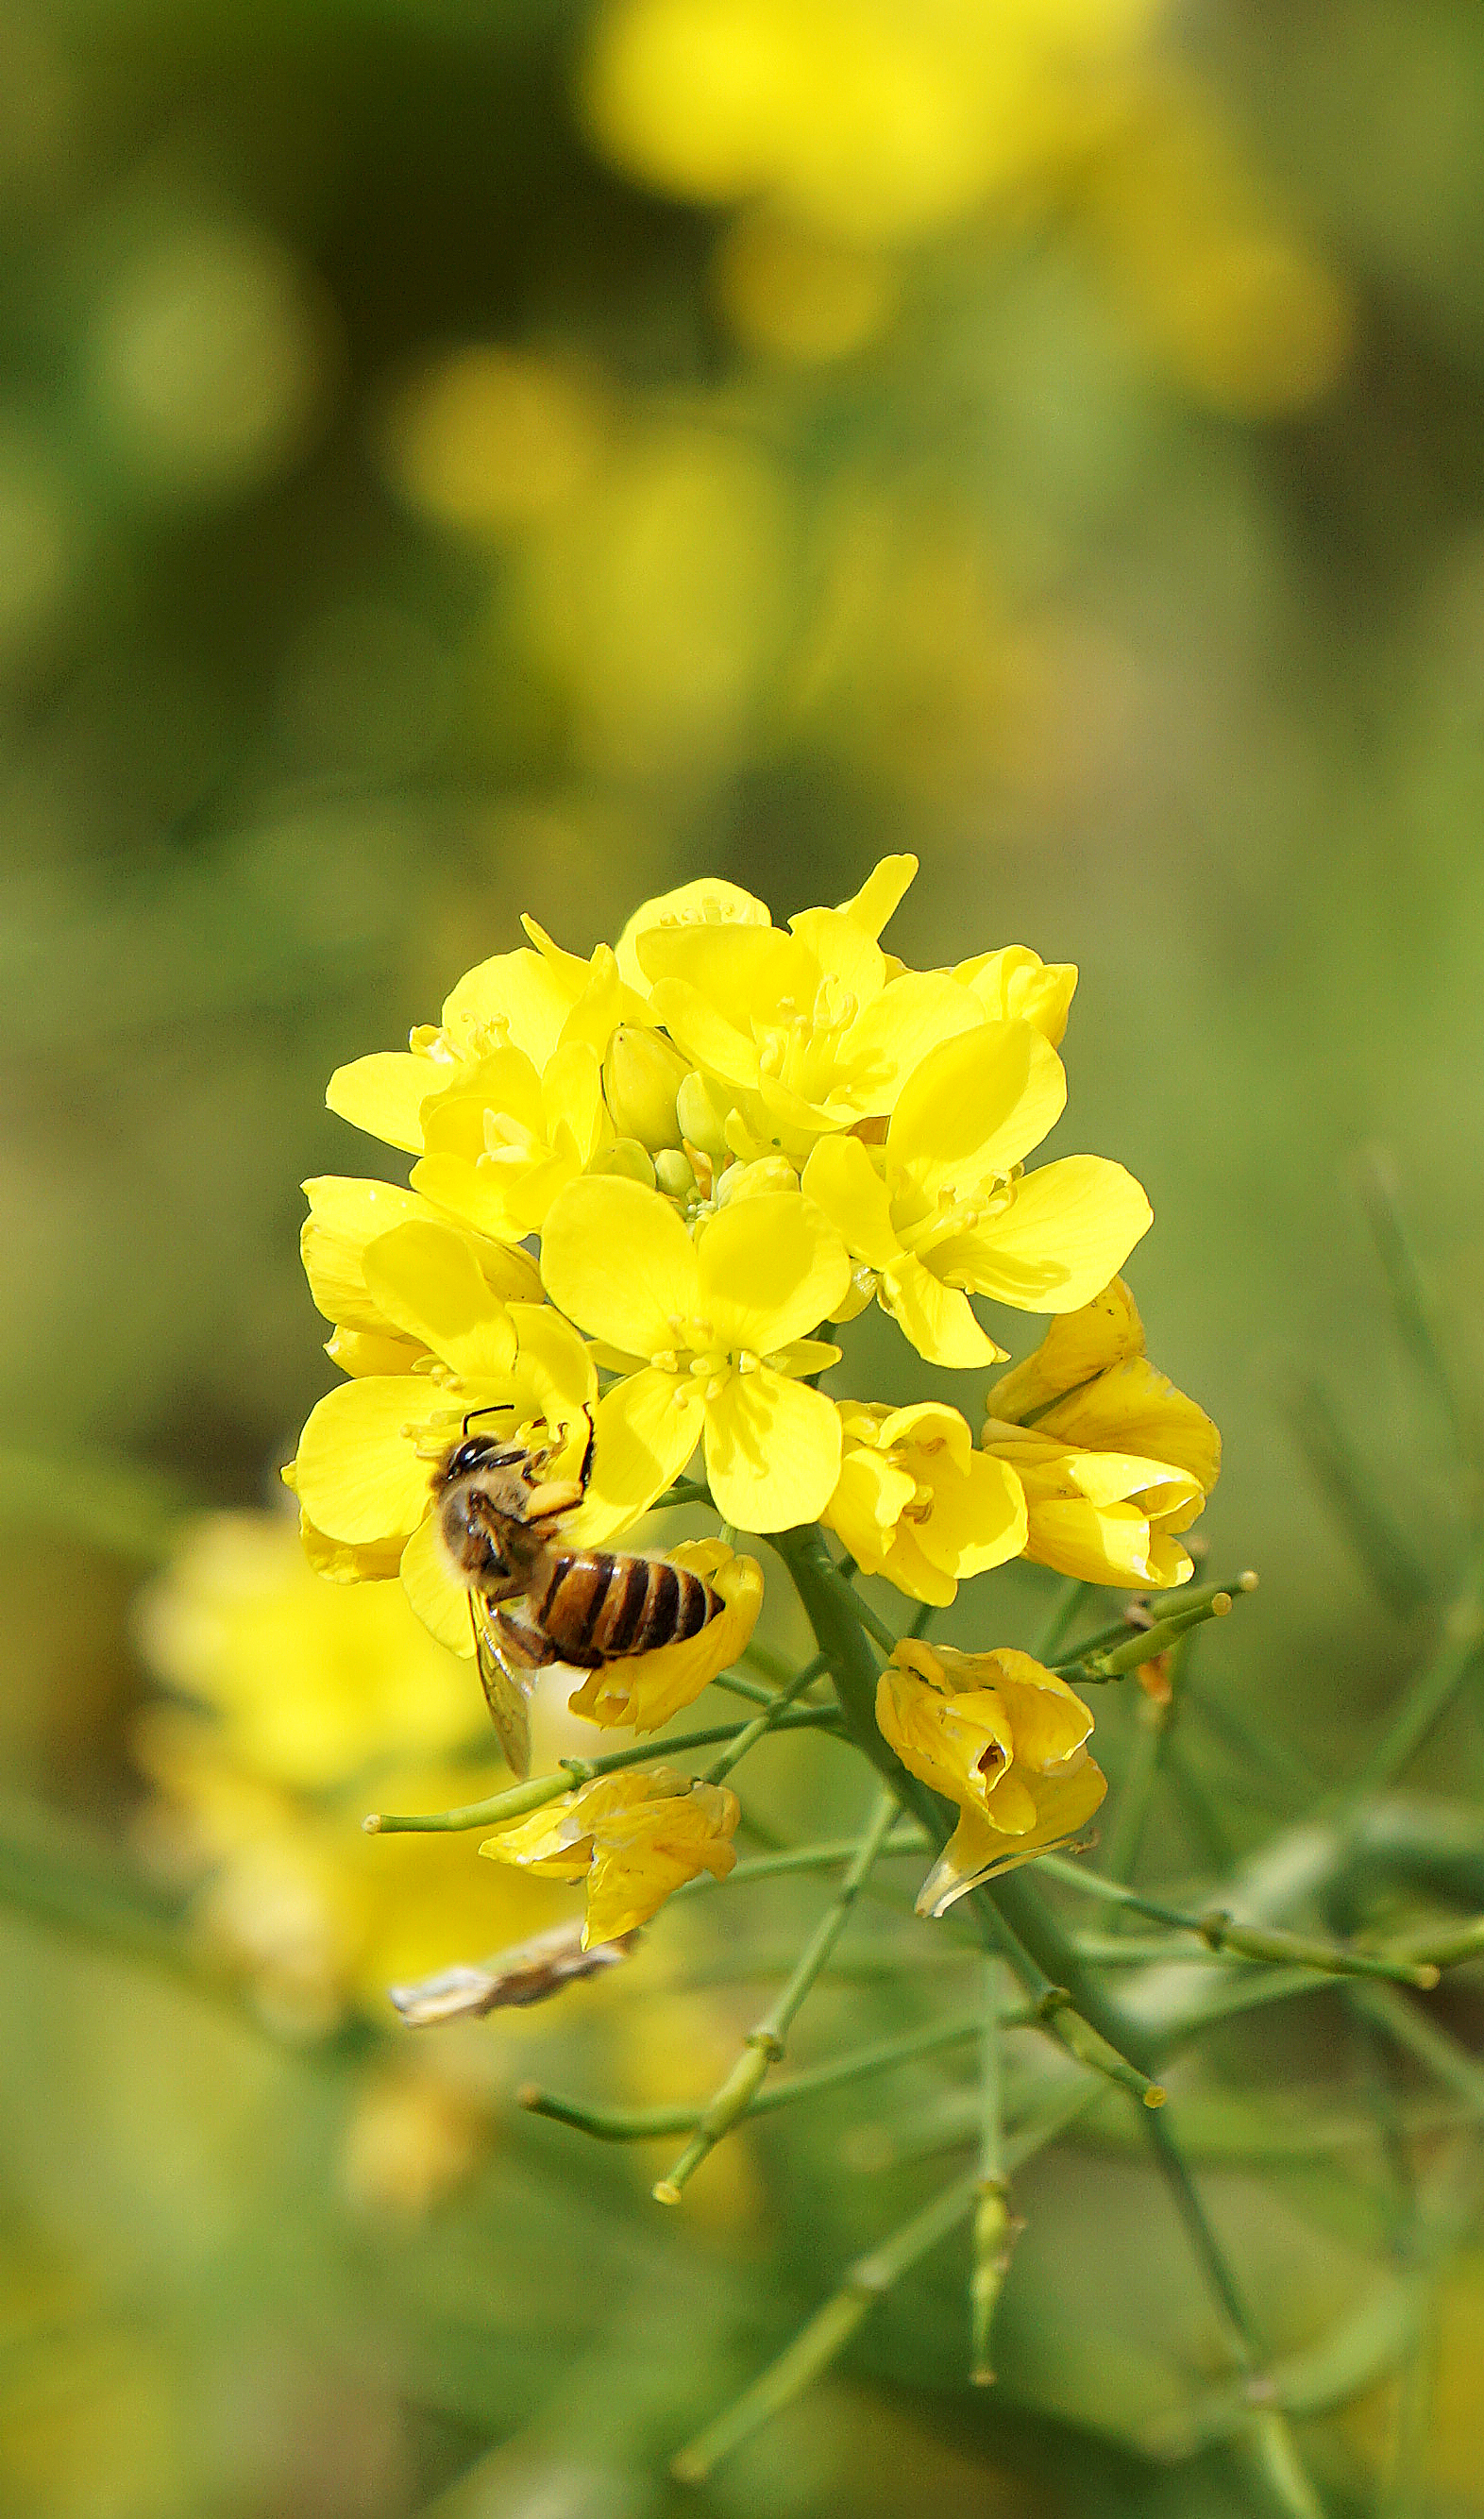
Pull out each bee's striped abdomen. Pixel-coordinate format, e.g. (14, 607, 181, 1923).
(536, 1552, 721, 1663)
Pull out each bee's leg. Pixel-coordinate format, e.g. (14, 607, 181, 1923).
(575, 1402, 596, 1497)
(493, 1605, 559, 1670)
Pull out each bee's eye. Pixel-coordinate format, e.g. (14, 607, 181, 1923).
(448, 1438, 489, 1478)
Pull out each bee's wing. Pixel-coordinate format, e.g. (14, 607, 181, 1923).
(470, 1597, 533, 1779)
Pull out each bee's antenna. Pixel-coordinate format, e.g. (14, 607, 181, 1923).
(461, 1401, 515, 1441)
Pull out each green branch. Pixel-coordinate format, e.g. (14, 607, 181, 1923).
(364, 1706, 844, 1834)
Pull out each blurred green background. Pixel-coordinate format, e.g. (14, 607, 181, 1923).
(5, 0, 1484, 2512)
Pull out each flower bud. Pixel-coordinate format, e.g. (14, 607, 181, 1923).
(602, 1026, 689, 1153)
(592, 1136, 656, 1190)
(676, 1068, 731, 1166)
(654, 1147, 698, 1202)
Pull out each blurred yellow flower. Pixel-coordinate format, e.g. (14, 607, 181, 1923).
(582, 0, 1161, 246)
(481, 1764, 740, 1944)
(136, 1716, 565, 2030)
(714, 209, 900, 363)
(982, 1277, 1220, 1586)
(801, 1022, 1151, 1365)
(540, 1174, 849, 1533)
(822, 1400, 1025, 1605)
(135, 1512, 484, 1790)
(565, 1539, 764, 1729)
(875, 1638, 1106, 1915)
(377, 345, 604, 534)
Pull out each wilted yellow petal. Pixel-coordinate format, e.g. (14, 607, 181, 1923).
(985, 1277, 1146, 1422)
(1039, 1356, 1221, 1503)
(917, 1759, 1107, 1916)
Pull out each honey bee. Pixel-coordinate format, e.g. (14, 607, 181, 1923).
(431, 1405, 724, 1778)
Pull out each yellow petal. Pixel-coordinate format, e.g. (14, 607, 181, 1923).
(582, 1780, 739, 1944)
(786, 905, 885, 1008)
(327, 1052, 442, 1153)
(647, 976, 761, 1090)
(567, 1368, 704, 1544)
(951, 1158, 1153, 1314)
(697, 1193, 852, 1354)
(913, 1449, 1027, 1581)
(418, 1048, 545, 1153)
(916, 1759, 1107, 1915)
(363, 1223, 518, 1382)
(835, 854, 918, 939)
(636, 921, 801, 1034)
(301, 1177, 438, 1331)
(886, 1021, 1067, 1192)
(615, 876, 771, 994)
(704, 1367, 842, 1531)
(540, 1176, 701, 1359)
(505, 1303, 599, 1426)
(298, 1514, 405, 1583)
(983, 1650, 1094, 1770)
(822, 1444, 919, 1564)
(441, 946, 576, 1068)
(295, 1377, 440, 1546)
(324, 1327, 426, 1377)
(881, 1257, 1006, 1367)
(836, 972, 987, 1116)
(801, 1136, 901, 1270)
(399, 1507, 477, 1657)
(1039, 1356, 1221, 1501)
(1021, 1496, 1161, 1587)
(984, 1278, 1145, 1423)
(956, 946, 1078, 1047)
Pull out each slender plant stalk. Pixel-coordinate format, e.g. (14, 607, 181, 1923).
(1348, 1537, 1484, 1797)
(651, 1786, 900, 2203)
(364, 1706, 843, 1834)
(1035, 1851, 1441, 1986)
(970, 1961, 1012, 2385)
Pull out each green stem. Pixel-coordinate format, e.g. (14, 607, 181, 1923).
(1280, 1371, 1430, 1621)
(1349, 1537, 1484, 1797)
(652, 1787, 900, 2204)
(1034, 1578, 1091, 1662)
(704, 1655, 833, 1784)
(519, 2004, 1032, 2142)
(970, 1962, 1012, 2385)
(365, 1707, 843, 1834)
(1035, 1852, 1440, 1987)
(676, 1823, 930, 1892)
(670, 2077, 1101, 2485)
(1358, 1144, 1484, 1496)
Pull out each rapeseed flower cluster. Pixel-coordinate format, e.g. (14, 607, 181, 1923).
(294, 858, 1219, 1940)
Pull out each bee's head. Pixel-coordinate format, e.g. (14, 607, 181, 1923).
(440, 1431, 522, 1484)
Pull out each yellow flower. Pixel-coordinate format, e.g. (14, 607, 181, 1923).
(950, 945, 1077, 1047)
(875, 1638, 1106, 1917)
(410, 1037, 617, 1243)
(480, 1764, 740, 1945)
(292, 1217, 597, 1653)
(821, 1401, 1025, 1606)
(323, 922, 646, 1158)
(539, 1175, 850, 1534)
(301, 1175, 542, 1373)
(982, 1278, 1221, 1586)
(135, 1512, 487, 1790)
(633, 854, 991, 1165)
(801, 1023, 1152, 1366)
(565, 1539, 764, 1730)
